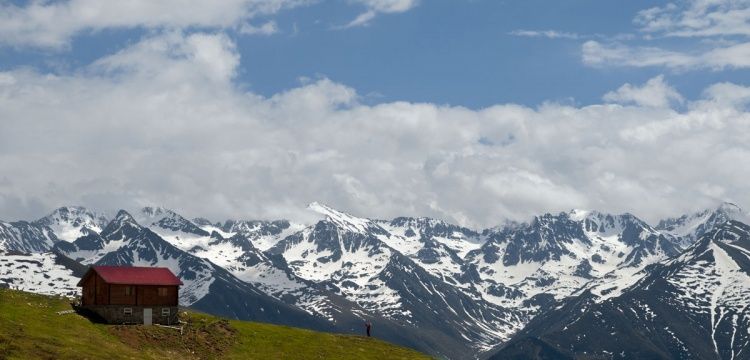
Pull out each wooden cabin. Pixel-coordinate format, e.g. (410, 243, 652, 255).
(77, 266, 183, 325)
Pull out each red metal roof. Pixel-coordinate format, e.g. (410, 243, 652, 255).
(78, 266, 183, 286)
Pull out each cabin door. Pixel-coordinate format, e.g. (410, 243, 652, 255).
(143, 308, 152, 326)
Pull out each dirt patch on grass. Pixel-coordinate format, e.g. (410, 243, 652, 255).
(108, 313, 237, 359)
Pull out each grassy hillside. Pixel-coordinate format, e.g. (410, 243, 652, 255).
(0, 289, 431, 360)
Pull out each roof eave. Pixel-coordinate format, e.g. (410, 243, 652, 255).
(76, 268, 93, 287)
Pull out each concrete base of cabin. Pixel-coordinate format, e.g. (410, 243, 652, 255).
(83, 305, 179, 325)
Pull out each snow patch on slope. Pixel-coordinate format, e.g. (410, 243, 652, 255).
(308, 202, 371, 233)
(0, 251, 80, 297)
(36, 206, 108, 242)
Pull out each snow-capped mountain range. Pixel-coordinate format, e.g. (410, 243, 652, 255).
(490, 219, 750, 359)
(0, 202, 748, 359)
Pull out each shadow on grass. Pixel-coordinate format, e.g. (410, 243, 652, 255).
(73, 306, 108, 324)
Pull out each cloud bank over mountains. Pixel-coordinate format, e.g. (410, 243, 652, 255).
(1, 27, 749, 227)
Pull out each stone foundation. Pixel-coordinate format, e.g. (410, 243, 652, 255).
(83, 305, 179, 325)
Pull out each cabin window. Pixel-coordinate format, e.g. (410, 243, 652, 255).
(123, 307, 132, 315)
(124, 286, 133, 296)
(158, 287, 168, 297)
(161, 308, 170, 316)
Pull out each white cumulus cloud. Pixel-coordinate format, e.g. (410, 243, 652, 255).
(342, 0, 419, 28)
(582, 1, 750, 70)
(635, 0, 750, 37)
(603, 75, 684, 108)
(2, 32, 750, 227)
(509, 30, 580, 39)
(0, 0, 311, 48)
(582, 40, 750, 70)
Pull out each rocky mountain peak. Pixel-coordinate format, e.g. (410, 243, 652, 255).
(140, 206, 167, 217)
(100, 210, 143, 241)
(307, 202, 373, 234)
(113, 209, 137, 224)
(33, 206, 109, 242)
(137, 206, 208, 237)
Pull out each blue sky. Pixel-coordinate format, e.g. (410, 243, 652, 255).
(3, 0, 748, 108)
(2, 0, 750, 226)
